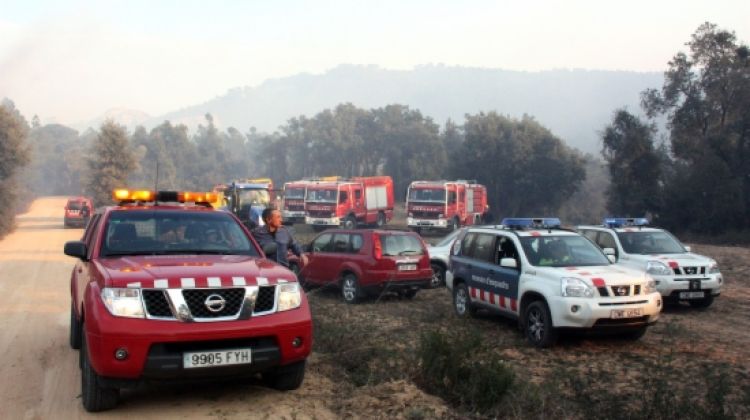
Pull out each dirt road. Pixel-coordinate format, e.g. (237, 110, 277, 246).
(2, 198, 748, 419)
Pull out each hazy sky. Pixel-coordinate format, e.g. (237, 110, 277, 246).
(1, 0, 748, 125)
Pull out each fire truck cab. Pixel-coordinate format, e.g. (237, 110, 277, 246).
(406, 180, 489, 232)
(304, 176, 394, 230)
(281, 180, 310, 225)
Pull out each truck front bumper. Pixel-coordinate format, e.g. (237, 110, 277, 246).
(305, 216, 340, 226)
(407, 217, 448, 228)
(548, 292, 662, 329)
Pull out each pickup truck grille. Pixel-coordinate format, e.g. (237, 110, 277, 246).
(143, 290, 172, 317)
(183, 288, 245, 318)
(141, 286, 278, 320)
(673, 266, 705, 276)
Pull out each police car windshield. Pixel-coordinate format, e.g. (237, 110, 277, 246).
(306, 189, 337, 203)
(520, 235, 610, 267)
(238, 189, 270, 205)
(616, 231, 686, 254)
(408, 188, 445, 203)
(101, 210, 260, 258)
(285, 188, 305, 199)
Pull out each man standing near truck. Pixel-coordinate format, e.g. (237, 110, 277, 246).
(252, 207, 307, 268)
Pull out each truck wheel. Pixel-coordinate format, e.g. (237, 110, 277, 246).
(524, 300, 558, 348)
(342, 215, 356, 229)
(453, 283, 477, 318)
(70, 302, 81, 350)
(263, 360, 306, 390)
(621, 326, 648, 340)
(81, 329, 119, 412)
(688, 294, 715, 309)
(376, 212, 386, 228)
(430, 263, 445, 288)
(341, 273, 361, 304)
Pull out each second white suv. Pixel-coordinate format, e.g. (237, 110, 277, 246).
(448, 218, 662, 347)
(578, 218, 722, 308)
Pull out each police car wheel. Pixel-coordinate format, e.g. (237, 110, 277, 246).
(430, 263, 445, 288)
(688, 294, 714, 309)
(524, 301, 558, 348)
(453, 283, 477, 317)
(341, 274, 361, 304)
(81, 328, 119, 412)
(69, 302, 81, 350)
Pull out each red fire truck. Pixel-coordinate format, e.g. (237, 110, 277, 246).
(406, 180, 489, 232)
(305, 176, 394, 230)
(281, 180, 310, 225)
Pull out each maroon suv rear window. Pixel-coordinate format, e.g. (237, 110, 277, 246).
(67, 201, 83, 210)
(381, 234, 423, 256)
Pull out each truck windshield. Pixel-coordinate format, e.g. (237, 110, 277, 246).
(408, 188, 445, 203)
(100, 210, 260, 257)
(616, 231, 686, 254)
(306, 189, 337, 203)
(238, 189, 270, 205)
(285, 188, 306, 199)
(520, 235, 610, 267)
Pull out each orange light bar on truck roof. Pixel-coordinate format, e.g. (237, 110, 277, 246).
(112, 189, 156, 202)
(179, 192, 219, 204)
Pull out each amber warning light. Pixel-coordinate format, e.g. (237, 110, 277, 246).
(112, 189, 218, 204)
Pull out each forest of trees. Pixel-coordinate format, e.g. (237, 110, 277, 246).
(0, 22, 746, 238)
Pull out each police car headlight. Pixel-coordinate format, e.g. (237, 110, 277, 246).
(646, 261, 672, 276)
(561, 278, 594, 298)
(709, 262, 720, 274)
(277, 283, 301, 312)
(101, 288, 145, 318)
(643, 277, 658, 294)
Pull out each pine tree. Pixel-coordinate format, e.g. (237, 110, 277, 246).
(83, 120, 136, 206)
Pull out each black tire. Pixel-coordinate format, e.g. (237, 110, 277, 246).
(621, 326, 648, 341)
(376, 212, 386, 228)
(453, 282, 477, 318)
(688, 294, 715, 309)
(524, 300, 558, 348)
(430, 263, 445, 288)
(263, 360, 306, 390)
(342, 215, 356, 230)
(70, 302, 81, 350)
(341, 273, 362, 304)
(399, 288, 418, 299)
(81, 329, 119, 412)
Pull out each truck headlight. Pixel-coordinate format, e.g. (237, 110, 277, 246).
(438, 213, 444, 219)
(561, 277, 594, 298)
(646, 261, 672, 276)
(101, 288, 145, 318)
(408, 212, 413, 217)
(709, 262, 720, 274)
(643, 277, 658, 294)
(277, 283, 301, 311)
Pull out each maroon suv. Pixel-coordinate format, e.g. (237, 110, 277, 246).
(299, 229, 432, 303)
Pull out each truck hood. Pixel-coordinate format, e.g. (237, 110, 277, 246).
(535, 264, 648, 286)
(95, 255, 295, 289)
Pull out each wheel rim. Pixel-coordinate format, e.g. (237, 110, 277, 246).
(342, 277, 356, 301)
(527, 307, 545, 343)
(455, 287, 467, 314)
(431, 266, 443, 287)
(344, 218, 354, 229)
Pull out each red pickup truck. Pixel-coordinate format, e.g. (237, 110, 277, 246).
(64, 189, 312, 411)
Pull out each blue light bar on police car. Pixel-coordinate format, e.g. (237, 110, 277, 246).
(603, 217, 649, 228)
(501, 218, 561, 229)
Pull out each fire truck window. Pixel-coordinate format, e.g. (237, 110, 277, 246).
(354, 190, 361, 200)
(339, 191, 348, 203)
(448, 192, 457, 204)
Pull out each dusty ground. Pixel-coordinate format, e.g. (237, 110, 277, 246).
(1, 198, 748, 418)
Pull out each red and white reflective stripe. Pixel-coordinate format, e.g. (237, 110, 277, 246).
(120, 276, 283, 289)
(469, 286, 517, 313)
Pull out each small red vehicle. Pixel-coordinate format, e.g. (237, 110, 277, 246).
(64, 189, 312, 412)
(64, 196, 94, 228)
(299, 228, 432, 303)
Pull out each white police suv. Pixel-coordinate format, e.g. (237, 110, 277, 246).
(578, 218, 722, 309)
(448, 218, 662, 347)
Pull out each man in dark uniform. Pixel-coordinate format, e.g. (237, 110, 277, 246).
(251, 207, 307, 268)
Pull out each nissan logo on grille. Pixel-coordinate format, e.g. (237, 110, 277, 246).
(204, 294, 227, 313)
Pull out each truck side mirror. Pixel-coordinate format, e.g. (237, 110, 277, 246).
(602, 247, 615, 256)
(500, 258, 517, 269)
(64, 241, 88, 260)
(607, 255, 616, 264)
(684, 245, 692, 252)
